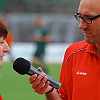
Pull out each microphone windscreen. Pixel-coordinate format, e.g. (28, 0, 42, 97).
(13, 57, 30, 75)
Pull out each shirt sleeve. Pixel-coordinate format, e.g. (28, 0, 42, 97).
(57, 47, 73, 100)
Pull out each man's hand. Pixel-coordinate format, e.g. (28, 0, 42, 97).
(29, 67, 53, 94)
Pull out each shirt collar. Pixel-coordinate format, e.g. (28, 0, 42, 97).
(86, 43, 96, 54)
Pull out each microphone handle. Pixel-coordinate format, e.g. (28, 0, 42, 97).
(28, 66, 61, 89)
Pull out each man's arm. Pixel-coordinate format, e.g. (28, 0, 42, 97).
(45, 89, 62, 100)
(29, 67, 62, 100)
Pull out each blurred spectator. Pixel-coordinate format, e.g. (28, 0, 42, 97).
(29, 17, 51, 74)
(0, 14, 14, 61)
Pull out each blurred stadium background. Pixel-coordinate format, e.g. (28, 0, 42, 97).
(0, 0, 84, 43)
(0, 0, 84, 100)
(0, 0, 84, 63)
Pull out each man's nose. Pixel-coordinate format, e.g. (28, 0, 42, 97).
(78, 20, 88, 30)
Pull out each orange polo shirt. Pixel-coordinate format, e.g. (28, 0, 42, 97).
(58, 40, 100, 100)
(0, 95, 3, 100)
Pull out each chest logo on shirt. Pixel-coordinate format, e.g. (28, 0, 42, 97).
(76, 71, 87, 76)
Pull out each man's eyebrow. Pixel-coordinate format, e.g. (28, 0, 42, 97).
(83, 14, 93, 17)
(78, 12, 93, 17)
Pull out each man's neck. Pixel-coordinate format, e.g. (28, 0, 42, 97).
(95, 43, 100, 55)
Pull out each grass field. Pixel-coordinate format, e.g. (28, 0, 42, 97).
(0, 62, 61, 100)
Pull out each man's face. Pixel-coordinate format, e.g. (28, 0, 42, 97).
(77, 0, 100, 44)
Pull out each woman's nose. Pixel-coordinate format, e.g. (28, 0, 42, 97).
(3, 42, 10, 52)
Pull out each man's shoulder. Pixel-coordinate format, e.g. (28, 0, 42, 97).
(66, 40, 88, 53)
(70, 40, 87, 48)
(63, 40, 88, 60)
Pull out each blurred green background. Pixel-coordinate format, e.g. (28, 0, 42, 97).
(0, 62, 61, 100)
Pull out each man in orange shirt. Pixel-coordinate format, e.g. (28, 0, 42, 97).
(29, 0, 100, 100)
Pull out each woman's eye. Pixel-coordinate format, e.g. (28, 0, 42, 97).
(0, 41, 4, 44)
